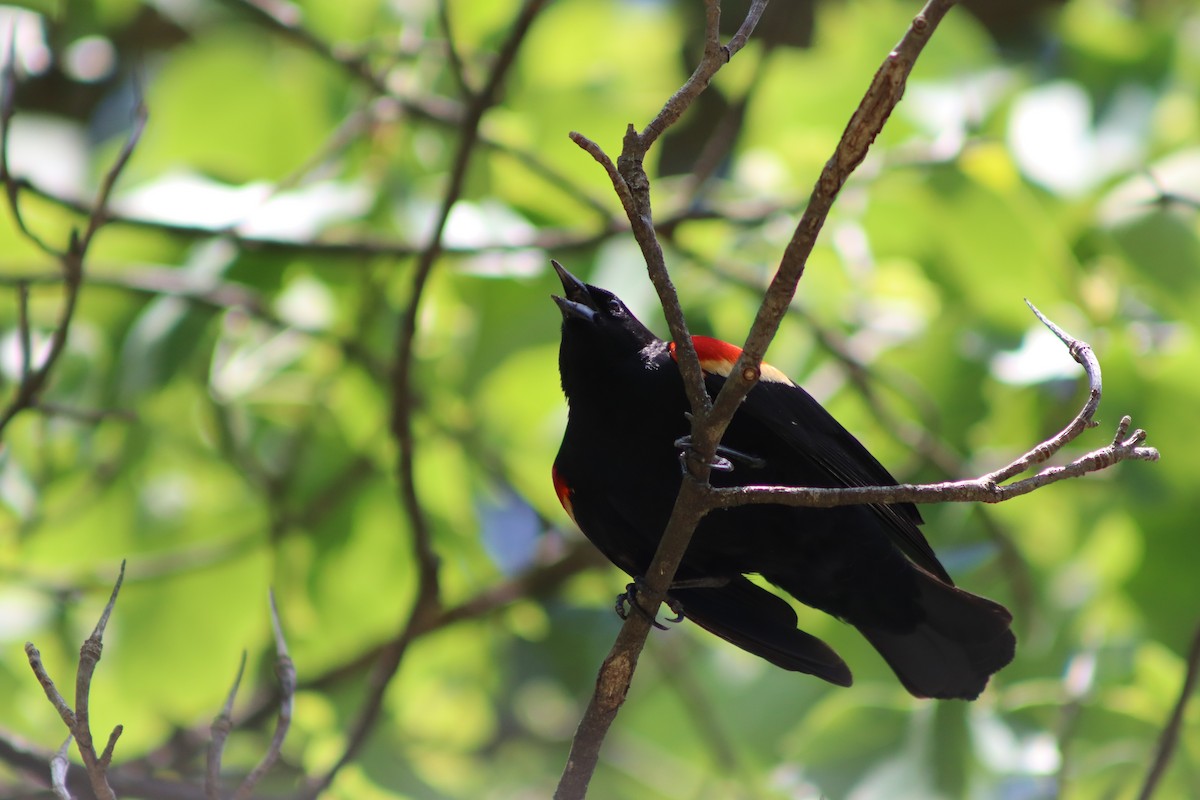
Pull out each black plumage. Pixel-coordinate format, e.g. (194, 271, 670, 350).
(551, 261, 1014, 699)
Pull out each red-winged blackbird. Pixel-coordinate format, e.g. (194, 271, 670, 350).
(550, 261, 1015, 700)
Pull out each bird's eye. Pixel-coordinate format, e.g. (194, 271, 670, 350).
(607, 298, 624, 316)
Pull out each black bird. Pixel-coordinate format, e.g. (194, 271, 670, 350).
(550, 261, 1015, 700)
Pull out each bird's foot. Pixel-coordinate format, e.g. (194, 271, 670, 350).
(615, 580, 686, 630)
(615, 575, 731, 628)
(674, 433, 766, 474)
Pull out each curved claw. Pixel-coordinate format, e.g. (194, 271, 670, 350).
(615, 581, 680, 630)
(662, 595, 686, 625)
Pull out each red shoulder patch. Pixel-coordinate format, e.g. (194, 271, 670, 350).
(551, 463, 576, 524)
(668, 336, 792, 384)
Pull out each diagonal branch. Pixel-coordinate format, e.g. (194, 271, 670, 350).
(0, 64, 147, 437)
(303, 3, 551, 796)
(557, 3, 961, 796)
(1136, 620, 1200, 800)
(983, 301, 1102, 484)
(703, 0, 959, 459)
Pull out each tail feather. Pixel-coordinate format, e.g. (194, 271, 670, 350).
(673, 577, 853, 687)
(855, 570, 1015, 700)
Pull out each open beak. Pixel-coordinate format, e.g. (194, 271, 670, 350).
(551, 260, 597, 322)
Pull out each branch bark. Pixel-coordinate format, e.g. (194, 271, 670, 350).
(25, 561, 126, 800)
(0, 52, 146, 436)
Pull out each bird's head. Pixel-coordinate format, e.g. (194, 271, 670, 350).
(551, 260, 665, 397)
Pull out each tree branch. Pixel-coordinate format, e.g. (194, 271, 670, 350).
(0, 59, 146, 436)
(206, 651, 246, 800)
(1137, 619, 1200, 800)
(557, 1, 773, 795)
(303, 3, 551, 795)
(233, 591, 294, 800)
(707, 306, 1158, 510)
(25, 561, 126, 800)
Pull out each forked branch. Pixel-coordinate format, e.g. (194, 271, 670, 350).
(25, 561, 127, 800)
(0, 49, 147, 436)
(556, 1, 1157, 798)
(708, 302, 1158, 511)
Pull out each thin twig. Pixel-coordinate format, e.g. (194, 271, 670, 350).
(207, 650, 247, 800)
(707, 308, 1158, 510)
(73, 561, 125, 800)
(25, 561, 126, 800)
(0, 76, 147, 436)
(24, 644, 77, 743)
(982, 300, 1101, 485)
(303, 3, 550, 795)
(0, 36, 58, 257)
(1137, 620, 1200, 800)
(16, 278, 31, 379)
(438, 0, 473, 99)
(705, 0, 960, 457)
(708, 427, 1157, 509)
(233, 591, 293, 800)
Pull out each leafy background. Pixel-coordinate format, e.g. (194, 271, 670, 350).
(0, 0, 1197, 797)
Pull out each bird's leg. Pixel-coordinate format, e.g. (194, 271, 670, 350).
(615, 575, 732, 628)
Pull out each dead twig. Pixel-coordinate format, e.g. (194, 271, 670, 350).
(707, 305, 1158, 510)
(206, 651, 246, 800)
(0, 59, 147, 436)
(232, 591, 294, 800)
(25, 561, 127, 800)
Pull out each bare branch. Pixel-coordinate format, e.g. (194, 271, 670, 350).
(705, 0, 959, 458)
(567, 132, 637, 219)
(1137, 620, 1200, 800)
(16, 278, 31, 379)
(25, 646, 76, 730)
(437, 0, 473, 99)
(707, 309, 1158, 510)
(982, 300, 1101, 484)
(207, 651, 247, 800)
(639, 0, 766, 149)
(25, 561, 126, 800)
(78, 101, 148, 253)
(0, 35, 58, 257)
(709, 427, 1157, 509)
(0, 73, 147, 436)
(233, 592, 294, 800)
(305, 3, 551, 796)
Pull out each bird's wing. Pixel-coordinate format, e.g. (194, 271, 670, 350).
(716, 374, 953, 584)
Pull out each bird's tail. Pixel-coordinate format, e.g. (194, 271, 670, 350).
(674, 576, 853, 687)
(854, 570, 1015, 700)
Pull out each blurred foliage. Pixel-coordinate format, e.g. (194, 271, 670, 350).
(0, 0, 1197, 798)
